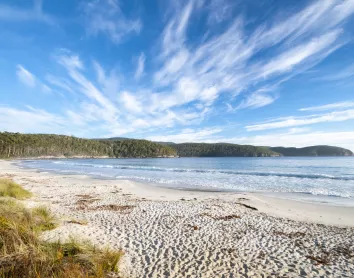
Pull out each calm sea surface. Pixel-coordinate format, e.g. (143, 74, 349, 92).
(18, 157, 354, 206)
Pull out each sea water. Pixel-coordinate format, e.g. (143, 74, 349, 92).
(18, 157, 354, 206)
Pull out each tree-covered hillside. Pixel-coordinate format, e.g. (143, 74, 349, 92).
(1, 132, 352, 159)
(0, 132, 176, 158)
(172, 143, 280, 157)
(270, 146, 353, 156)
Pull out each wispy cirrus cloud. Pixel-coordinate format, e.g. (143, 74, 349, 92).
(148, 0, 353, 115)
(246, 109, 354, 131)
(82, 0, 142, 43)
(3, 0, 354, 141)
(41, 51, 204, 137)
(235, 92, 277, 110)
(134, 53, 145, 80)
(0, 106, 64, 133)
(300, 101, 354, 112)
(16, 65, 36, 87)
(146, 127, 223, 143)
(45, 74, 76, 94)
(314, 63, 354, 81)
(16, 64, 53, 94)
(207, 0, 234, 24)
(0, 0, 54, 24)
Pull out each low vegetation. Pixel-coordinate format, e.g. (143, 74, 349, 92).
(0, 179, 32, 199)
(0, 179, 124, 278)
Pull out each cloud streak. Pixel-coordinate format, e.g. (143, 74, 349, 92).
(16, 65, 36, 87)
(0, 0, 54, 24)
(300, 101, 354, 112)
(3, 1, 354, 140)
(146, 128, 223, 143)
(134, 53, 145, 80)
(149, 0, 353, 115)
(83, 0, 141, 43)
(246, 109, 354, 131)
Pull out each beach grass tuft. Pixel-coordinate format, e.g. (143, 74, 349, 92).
(0, 180, 124, 278)
(0, 178, 32, 199)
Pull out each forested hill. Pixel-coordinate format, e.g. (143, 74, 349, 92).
(172, 143, 280, 157)
(0, 132, 176, 158)
(270, 146, 353, 157)
(1, 132, 352, 158)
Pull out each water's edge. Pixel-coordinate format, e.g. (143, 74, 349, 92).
(17, 157, 354, 207)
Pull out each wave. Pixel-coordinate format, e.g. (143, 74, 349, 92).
(48, 161, 354, 181)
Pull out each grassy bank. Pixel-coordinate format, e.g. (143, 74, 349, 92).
(0, 179, 123, 278)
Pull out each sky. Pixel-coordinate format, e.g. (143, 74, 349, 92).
(1, 0, 354, 150)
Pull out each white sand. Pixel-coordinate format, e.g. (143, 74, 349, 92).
(1, 160, 354, 277)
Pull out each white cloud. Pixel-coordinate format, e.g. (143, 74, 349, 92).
(207, 0, 234, 24)
(41, 84, 52, 93)
(119, 91, 142, 113)
(149, 0, 353, 116)
(246, 109, 354, 131)
(146, 127, 223, 143)
(0, 106, 64, 133)
(315, 64, 354, 81)
(93, 61, 120, 97)
(16, 65, 36, 87)
(259, 29, 342, 78)
(134, 53, 145, 80)
(287, 127, 310, 134)
(0, 0, 54, 24)
(46, 74, 76, 94)
(83, 0, 141, 43)
(4, 1, 354, 139)
(236, 93, 277, 110)
(57, 54, 118, 122)
(48, 52, 204, 137)
(300, 101, 354, 112)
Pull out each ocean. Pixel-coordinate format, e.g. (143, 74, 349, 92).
(18, 157, 354, 206)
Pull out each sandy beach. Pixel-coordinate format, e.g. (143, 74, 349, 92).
(1, 160, 354, 277)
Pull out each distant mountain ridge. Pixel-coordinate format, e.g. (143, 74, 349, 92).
(97, 138, 353, 157)
(173, 143, 280, 157)
(269, 145, 353, 157)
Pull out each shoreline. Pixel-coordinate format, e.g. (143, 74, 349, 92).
(12, 159, 354, 226)
(5, 159, 354, 227)
(1, 159, 354, 277)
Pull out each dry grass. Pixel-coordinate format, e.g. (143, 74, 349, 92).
(0, 181, 124, 278)
(306, 254, 331, 265)
(75, 195, 101, 211)
(235, 202, 258, 211)
(0, 179, 32, 199)
(65, 219, 88, 225)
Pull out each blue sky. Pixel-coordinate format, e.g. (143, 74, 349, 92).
(1, 0, 354, 150)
